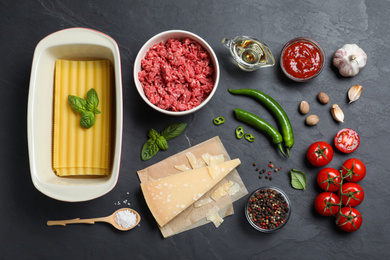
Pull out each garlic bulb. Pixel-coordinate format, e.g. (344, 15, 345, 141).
(333, 44, 367, 77)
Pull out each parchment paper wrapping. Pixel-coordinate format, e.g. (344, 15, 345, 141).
(137, 136, 248, 238)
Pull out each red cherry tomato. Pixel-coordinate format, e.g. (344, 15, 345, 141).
(307, 141, 334, 167)
(338, 183, 364, 207)
(317, 168, 342, 192)
(336, 207, 362, 232)
(334, 128, 360, 153)
(341, 158, 366, 182)
(314, 192, 340, 216)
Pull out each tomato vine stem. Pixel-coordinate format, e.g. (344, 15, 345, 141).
(333, 172, 362, 231)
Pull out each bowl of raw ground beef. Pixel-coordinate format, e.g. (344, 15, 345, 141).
(134, 30, 220, 115)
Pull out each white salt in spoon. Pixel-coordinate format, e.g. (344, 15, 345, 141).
(47, 208, 141, 231)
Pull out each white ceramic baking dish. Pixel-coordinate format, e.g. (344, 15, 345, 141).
(27, 28, 123, 202)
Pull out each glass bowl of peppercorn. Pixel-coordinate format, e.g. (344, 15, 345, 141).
(245, 186, 291, 233)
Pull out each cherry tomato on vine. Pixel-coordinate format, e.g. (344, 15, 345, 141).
(314, 192, 340, 216)
(336, 207, 362, 232)
(334, 128, 360, 153)
(307, 141, 334, 167)
(341, 158, 366, 182)
(317, 168, 342, 192)
(339, 182, 364, 207)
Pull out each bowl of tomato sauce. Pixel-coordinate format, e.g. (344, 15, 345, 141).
(280, 37, 325, 82)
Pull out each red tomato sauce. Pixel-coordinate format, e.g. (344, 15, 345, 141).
(282, 41, 322, 79)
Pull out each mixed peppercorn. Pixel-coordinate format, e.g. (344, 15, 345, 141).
(247, 188, 289, 231)
(253, 161, 282, 181)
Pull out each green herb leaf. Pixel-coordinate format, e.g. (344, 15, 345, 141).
(68, 88, 101, 129)
(290, 169, 307, 190)
(141, 139, 159, 161)
(68, 95, 87, 114)
(93, 108, 101, 114)
(86, 88, 99, 110)
(80, 111, 96, 129)
(141, 122, 186, 161)
(156, 135, 168, 150)
(148, 129, 159, 140)
(161, 123, 187, 141)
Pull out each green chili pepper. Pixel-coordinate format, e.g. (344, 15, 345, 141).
(235, 126, 245, 139)
(228, 88, 294, 157)
(234, 108, 286, 157)
(244, 133, 255, 142)
(213, 116, 225, 125)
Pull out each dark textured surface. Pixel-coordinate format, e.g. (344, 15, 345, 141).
(1, 0, 389, 259)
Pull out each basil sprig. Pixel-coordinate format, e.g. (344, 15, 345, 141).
(290, 168, 307, 190)
(68, 88, 101, 129)
(141, 123, 187, 161)
(160, 123, 187, 141)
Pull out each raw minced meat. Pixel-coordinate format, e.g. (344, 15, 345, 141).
(138, 38, 215, 112)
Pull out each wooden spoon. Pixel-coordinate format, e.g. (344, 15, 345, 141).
(47, 208, 140, 231)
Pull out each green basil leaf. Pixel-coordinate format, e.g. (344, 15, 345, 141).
(80, 111, 95, 129)
(68, 95, 87, 114)
(148, 129, 159, 140)
(93, 108, 101, 114)
(141, 139, 159, 161)
(161, 123, 187, 141)
(86, 88, 99, 110)
(290, 169, 307, 190)
(156, 135, 168, 150)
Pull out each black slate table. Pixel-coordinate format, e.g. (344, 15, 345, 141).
(1, 1, 389, 259)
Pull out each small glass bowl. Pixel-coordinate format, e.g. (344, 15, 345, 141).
(245, 186, 291, 233)
(280, 37, 325, 82)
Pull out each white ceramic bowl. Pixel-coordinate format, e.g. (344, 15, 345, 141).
(133, 30, 220, 116)
(27, 28, 123, 202)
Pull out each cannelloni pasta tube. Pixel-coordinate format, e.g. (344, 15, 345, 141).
(53, 59, 112, 176)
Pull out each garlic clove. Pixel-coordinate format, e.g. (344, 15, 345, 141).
(348, 84, 363, 104)
(331, 104, 344, 122)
